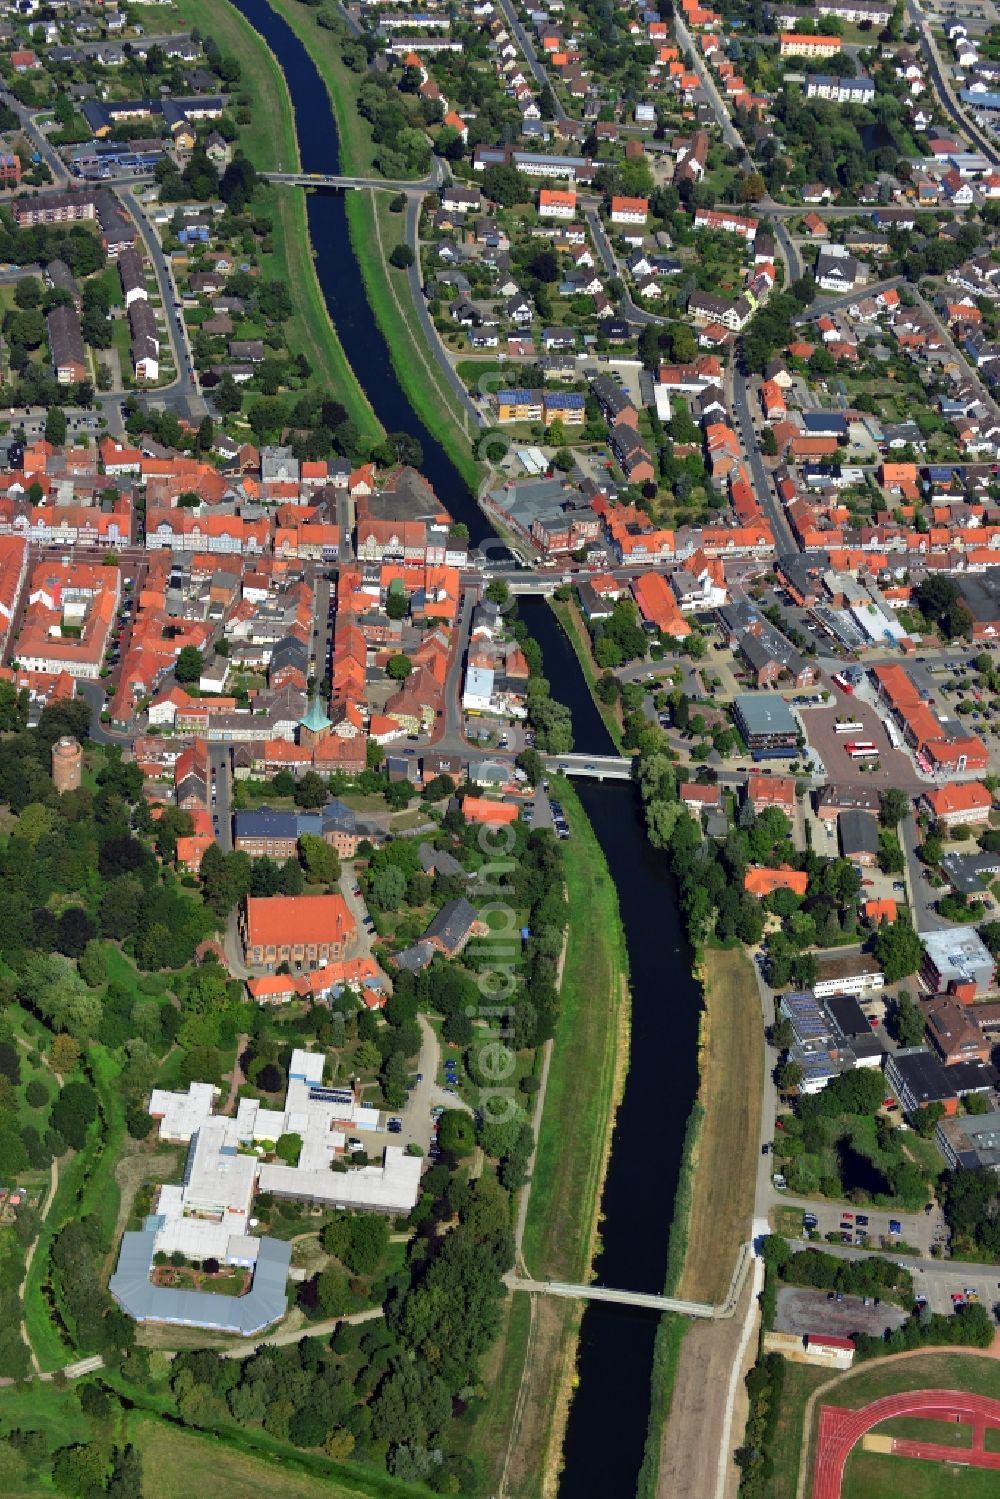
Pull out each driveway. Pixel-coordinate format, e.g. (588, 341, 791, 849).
(394, 1014, 442, 1153)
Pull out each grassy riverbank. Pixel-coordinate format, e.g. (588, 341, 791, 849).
(548, 597, 625, 750)
(265, 0, 378, 177)
(677, 946, 761, 1305)
(522, 777, 627, 1282)
(192, 0, 381, 440)
(345, 192, 483, 492)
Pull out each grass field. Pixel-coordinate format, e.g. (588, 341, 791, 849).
(875, 1416, 972, 1446)
(547, 598, 624, 751)
(129, 1411, 427, 1499)
(521, 778, 627, 1282)
(635, 1314, 689, 1499)
(842, 1450, 1000, 1498)
(677, 946, 761, 1304)
(175, 0, 381, 440)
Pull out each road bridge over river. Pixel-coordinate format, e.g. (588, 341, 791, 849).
(542, 753, 634, 781)
(260, 159, 446, 193)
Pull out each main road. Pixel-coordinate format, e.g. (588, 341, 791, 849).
(120, 189, 205, 420)
(494, 0, 569, 126)
(908, 0, 1000, 167)
(732, 367, 798, 554)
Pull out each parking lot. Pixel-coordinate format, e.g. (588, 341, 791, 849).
(776, 1286, 908, 1341)
(773, 1197, 947, 1258)
(908, 1264, 1000, 1318)
(799, 685, 919, 791)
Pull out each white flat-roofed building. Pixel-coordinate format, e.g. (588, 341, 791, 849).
(289, 1047, 325, 1085)
(148, 1081, 219, 1142)
(258, 1146, 423, 1213)
(812, 953, 885, 999)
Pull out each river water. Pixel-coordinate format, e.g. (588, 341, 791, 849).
(232, 4, 702, 1491)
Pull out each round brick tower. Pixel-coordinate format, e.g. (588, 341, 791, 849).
(51, 735, 83, 793)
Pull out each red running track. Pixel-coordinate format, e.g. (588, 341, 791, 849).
(813, 1388, 1000, 1499)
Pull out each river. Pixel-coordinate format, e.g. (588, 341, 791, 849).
(231, 4, 702, 1492)
(235, 0, 491, 547)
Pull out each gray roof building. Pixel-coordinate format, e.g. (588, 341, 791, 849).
(839, 809, 880, 862)
(423, 897, 480, 956)
(109, 1230, 291, 1334)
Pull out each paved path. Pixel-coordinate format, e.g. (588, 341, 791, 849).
(18, 1156, 59, 1374)
(221, 1034, 248, 1116)
(218, 1304, 384, 1359)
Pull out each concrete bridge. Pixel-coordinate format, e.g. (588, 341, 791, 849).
(543, 753, 634, 781)
(261, 164, 443, 193)
(520, 1279, 716, 1316)
(509, 1244, 753, 1320)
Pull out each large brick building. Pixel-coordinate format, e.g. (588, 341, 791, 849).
(240, 894, 356, 970)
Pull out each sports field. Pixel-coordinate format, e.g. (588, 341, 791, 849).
(816, 1389, 1000, 1499)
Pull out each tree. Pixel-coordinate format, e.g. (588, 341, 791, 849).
(877, 830, 905, 875)
(371, 866, 406, 911)
(879, 788, 910, 827)
(50, 1080, 97, 1149)
(45, 406, 66, 446)
(389, 244, 414, 269)
(50, 1033, 80, 1075)
(874, 918, 923, 983)
(386, 654, 412, 680)
(887, 991, 925, 1048)
(294, 771, 328, 809)
(299, 833, 340, 886)
(438, 1109, 475, 1157)
(274, 1133, 301, 1165)
(174, 645, 203, 684)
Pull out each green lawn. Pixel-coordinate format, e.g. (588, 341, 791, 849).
(453, 1290, 533, 1492)
(842, 1450, 1000, 1499)
(521, 778, 627, 1281)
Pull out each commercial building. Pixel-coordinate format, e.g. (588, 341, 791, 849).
(922, 782, 993, 827)
(936, 1110, 1000, 1171)
(920, 927, 995, 999)
(885, 1045, 996, 1118)
(732, 693, 800, 757)
(812, 952, 885, 1000)
(779, 988, 884, 1092)
(110, 1048, 422, 1333)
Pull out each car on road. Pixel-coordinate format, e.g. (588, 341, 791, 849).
(415, 1073, 423, 1083)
